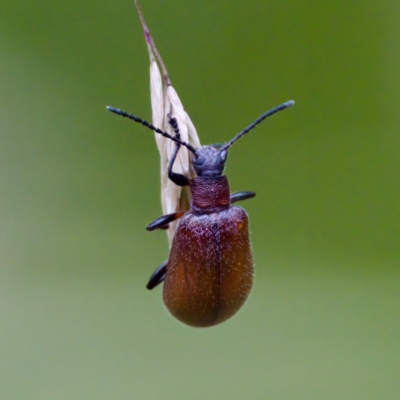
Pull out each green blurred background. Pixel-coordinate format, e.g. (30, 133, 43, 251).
(1, 0, 399, 399)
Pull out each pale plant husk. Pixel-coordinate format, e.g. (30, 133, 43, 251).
(134, 0, 200, 246)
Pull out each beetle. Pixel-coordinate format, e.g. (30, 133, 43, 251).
(107, 100, 294, 327)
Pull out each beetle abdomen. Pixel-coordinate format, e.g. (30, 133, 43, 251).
(163, 206, 254, 327)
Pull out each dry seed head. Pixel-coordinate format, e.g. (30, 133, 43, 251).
(135, 0, 200, 246)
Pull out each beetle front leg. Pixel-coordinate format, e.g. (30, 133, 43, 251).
(146, 211, 185, 231)
(230, 191, 256, 203)
(147, 260, 167, 290)
(167, 115, 189, 187)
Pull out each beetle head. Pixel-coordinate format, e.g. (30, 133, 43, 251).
(193, 145, 228, 177)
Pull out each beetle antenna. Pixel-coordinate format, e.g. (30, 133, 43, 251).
(106, 106, 196, 153)
(221, 100, 295, 151)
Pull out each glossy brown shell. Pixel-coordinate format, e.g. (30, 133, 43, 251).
(163, 205, 254, 327)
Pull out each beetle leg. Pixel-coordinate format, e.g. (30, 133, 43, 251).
(146, 211, 185, 231)
(167, 115, 189, 187)
(146, 260, 167, 290)
(167, 113, 180, 136)
(168, 144, 189, 186)
(230, 191, 256, 203)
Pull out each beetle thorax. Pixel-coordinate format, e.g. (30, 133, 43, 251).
(190, 176, 230, 213)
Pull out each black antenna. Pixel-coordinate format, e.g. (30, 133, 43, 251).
(221, 100, 295, 151)
(106, 106, 196, 153)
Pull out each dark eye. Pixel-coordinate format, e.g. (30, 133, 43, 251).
(219, 150, 227, 162)
(193, 154, 206, 165)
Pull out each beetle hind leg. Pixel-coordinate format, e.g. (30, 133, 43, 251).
(147, 260, 167, 290)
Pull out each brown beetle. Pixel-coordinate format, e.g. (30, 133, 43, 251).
(107, 100, 294, 327)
